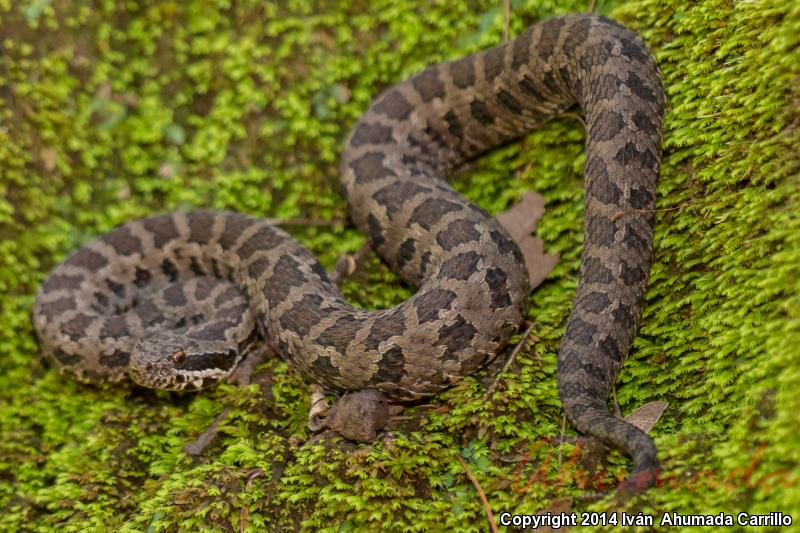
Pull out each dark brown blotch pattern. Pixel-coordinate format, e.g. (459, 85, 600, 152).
(373, 182, 430, 216)
(164, 283, 187, 307)
(364, 309, 406, 352)
(469, 100, 495, 125)
(349, 152, 396, 184)
(38, 296, 77, 318)
(69, 247, 109, 271)
(264, 255, 303, 303)
(104, 226, 143, 257)
(315, 315, 359, 359)
(410, 198, 462, 230)
(100, 349, 130, 368)
(373, 90, 413, 120)
(439, 251, 480, 281)
(435, 315, 477, 354)
(142, 215, 180, 248)
(483, 46, 505, 81)
(412, 67, 446, 102)
(435, 219, 481, 251)
(396, 238, 416, 270)
(371, 346, 405, 383)
(351, 122, 394, 147)
(188, 211, 215, 245)
(484, 267, 512, 308)
(134, 267, 151, 288)
(414, 288, 456, 324)
(236, 226, 284, 262)
(449, 57, 476, 89)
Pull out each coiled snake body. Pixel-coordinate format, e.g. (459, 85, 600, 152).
(33, 14, 664, 488)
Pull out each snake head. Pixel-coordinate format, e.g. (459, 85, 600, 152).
(129, 332, 239, 391)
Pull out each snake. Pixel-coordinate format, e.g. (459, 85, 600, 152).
(32, 14, 664, 489)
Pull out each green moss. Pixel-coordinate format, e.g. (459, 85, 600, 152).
(1, 0, 798, 530)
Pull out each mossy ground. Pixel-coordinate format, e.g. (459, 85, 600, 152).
(1, 0, 798, 531)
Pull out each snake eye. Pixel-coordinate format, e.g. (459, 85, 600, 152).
(170, 349, 186, 364)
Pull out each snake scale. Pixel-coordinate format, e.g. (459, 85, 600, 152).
(33, 14, 664, 489)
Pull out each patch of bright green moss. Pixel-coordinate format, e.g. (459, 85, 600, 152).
(1, 0, 798, 530)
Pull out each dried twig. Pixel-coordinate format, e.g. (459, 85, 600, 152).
(559, 111, 587, 129)
(330, 241, 373, 284)
(267, 218, 348, 227)
(587, 0, 597, 13)
(609, 202, 693, 221)
(455, 454, 498, 533)
(228, 344, 274, 387)
(486, 322, 536, 396)
(502, 0, 510, 43)
(183, 407, 232, 456)
(184, 346, 275, 456)
(240, 468, 264, 533)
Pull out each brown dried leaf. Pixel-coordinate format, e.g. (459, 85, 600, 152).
(516, 235, 559, 289)
(495, 190, 558, 289)
(624, 400, 668, 433)
(495, 190, 545, 243)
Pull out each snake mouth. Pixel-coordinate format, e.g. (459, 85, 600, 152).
(161, 368, 228, 390)
(127, 360, 229, 391)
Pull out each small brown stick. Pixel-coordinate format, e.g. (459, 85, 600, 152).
(485, 322, 536, 396)
(267, 217, 348, 227)
(185, 346, 274, 456)
(502, 0, 510, 43)
(228, 344, 274, 387)
(329, 241, 373, 284)
(610, 202, 694, 221)
(587, 0, 597, 13)
(240, 468, 264, 533)
(559, 111, 587, 129)
(455, 454, 499, 533)
(184, 407, 232, 456)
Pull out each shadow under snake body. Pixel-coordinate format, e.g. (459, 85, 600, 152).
(33, 14, 664, 490)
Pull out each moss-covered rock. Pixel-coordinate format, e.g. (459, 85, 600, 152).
(1, 0, 797, 530)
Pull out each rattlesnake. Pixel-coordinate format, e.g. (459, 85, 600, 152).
(33, 14, 664, 489)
